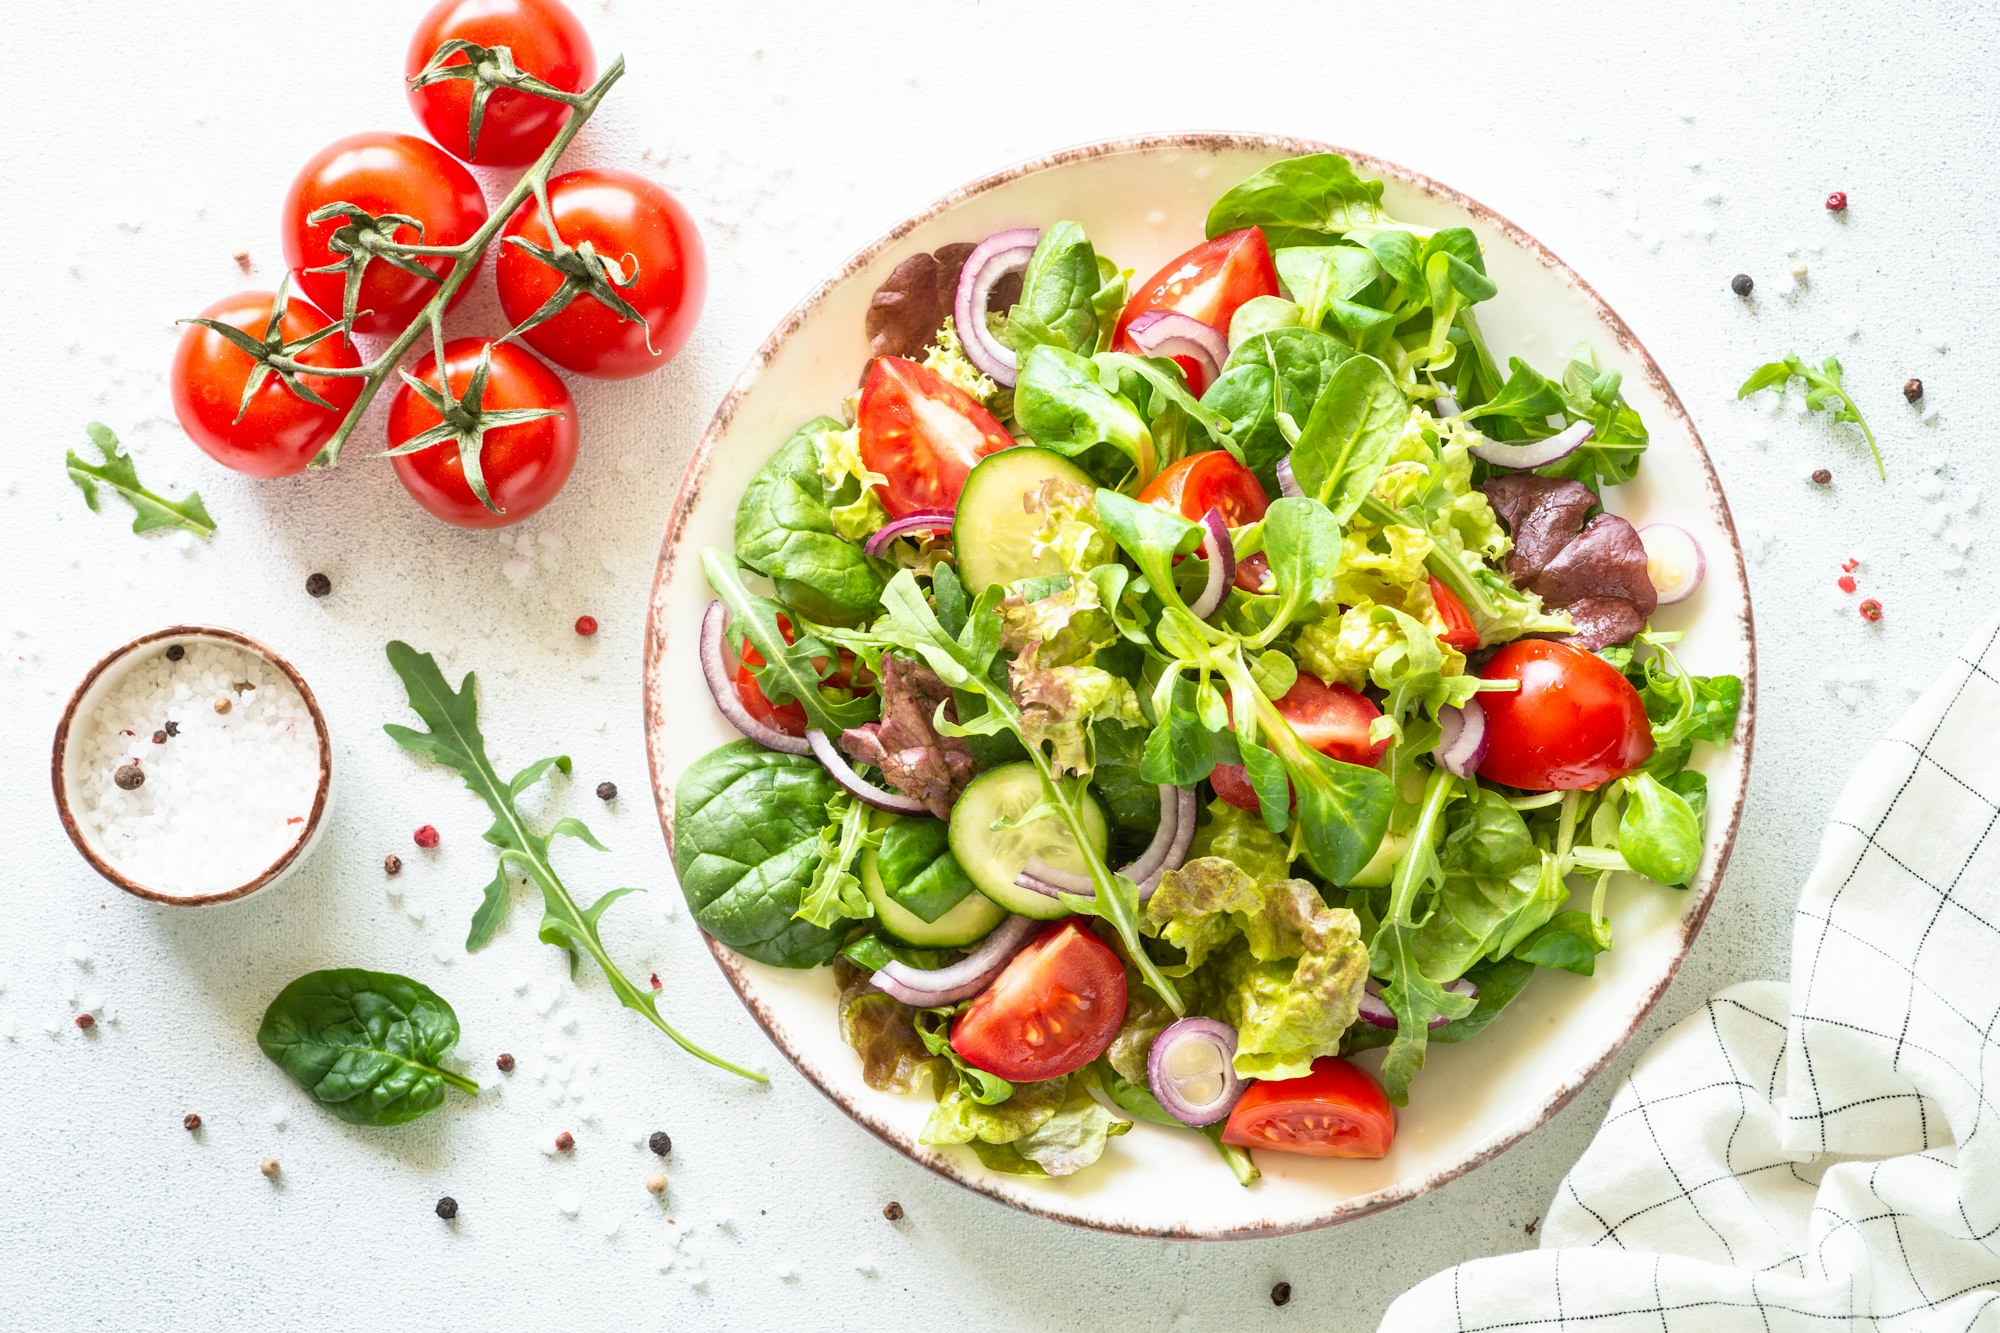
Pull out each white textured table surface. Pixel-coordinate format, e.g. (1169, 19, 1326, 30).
(4, 3, 1993, 1328)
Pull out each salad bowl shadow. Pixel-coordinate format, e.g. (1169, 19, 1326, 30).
(643, 132, 1755, 1238)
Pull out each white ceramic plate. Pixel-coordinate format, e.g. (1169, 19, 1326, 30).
(644, 134, 1756, 1238)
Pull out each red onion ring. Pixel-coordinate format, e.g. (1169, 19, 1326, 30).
(1433, 700, 1488, 778)
(1468, 420, 1595, 471)
(1358, 976, 1479, 1029)
(864, 510, 955, 557)
(805, 727, 926, 815)
(1431, 393, 1462, 418)
(1274, 455, 1303, 499)
(1637, 523, 1706, 605)
(1016, 786, 1198, 903)
(871, 915, 1040, 1006)
(699, 601, 810, 755)
(952, 228, 1040, 387)
(1188, 508, 1235, 618)
(1126, 310, 1228, 389)
(1147, 1016, 1245, 1127)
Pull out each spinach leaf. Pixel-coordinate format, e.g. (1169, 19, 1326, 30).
(1206, 153, 1396, 239)
(1617, 772, 1703, 886)
(257, 968, 477, 1127)
(733, 417, 886, 623)
(1287, 355, 1406, 522)
(674, 740, 848, 968)
(67, 422, 216, 538)
(1005, 221, 1104, 356)
(1412, 853, 1565, 981)
(873, 815, 976, 924)
(1274, 245, 1382, 331)
(1091, 721, 1165, 845)
(1200, 328, 1354, 471)
(1513, 909, 1611, 975)
(840, 934, 950, 973)
(1013, 345, 1154, 478)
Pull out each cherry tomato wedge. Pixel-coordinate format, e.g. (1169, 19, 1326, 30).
(1137, 450, 1270, 526)
(1113, 228, 1279, 391)
(387, 339, 577, 528)
(1476, 640, 1654, 791)
(1428, 575, 1481, 651)
(405, 0, 596, 167)
(280, 132, 488, 336)
(951, 921, 1125, 1083)
(171, 290, 364, 478)
(1211, 674, 1388, 812)
(857, 356, 1015, 518)
(1221, 1057, 1395, 1158)
(730, 617, 864, 739)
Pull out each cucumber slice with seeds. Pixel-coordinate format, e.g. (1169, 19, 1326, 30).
(953, 446, 1095, 592)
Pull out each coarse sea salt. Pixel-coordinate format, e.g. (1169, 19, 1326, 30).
(70, 641, 319, 895)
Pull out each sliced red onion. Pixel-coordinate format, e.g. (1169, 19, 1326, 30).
(1275, 455, 1303, 499)
(1187, 508, 1235, 618)
(1015, 786, 1198, 902)
(1638, 523, 1706, 605)
(1432, 393, 1462, 418)
(806, 727, 925, 815)
(871, 914, 1039, 1006)
(864, 510, 955, 557)
(1433, 700, 1488, 778)
(1469, 420, 1595, 471)
(952, 228, 1040, 387)
(1147, 1016, 1245, 1126)
(1126, 310, 1228, 389)
(1359, 977, 1479, 1030)
(700, 601, 810, 755)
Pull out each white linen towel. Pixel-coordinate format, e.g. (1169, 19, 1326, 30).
(1384, 617, 2000, 1330)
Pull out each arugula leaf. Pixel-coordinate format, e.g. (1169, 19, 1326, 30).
(1738, 353, 1883, 479)
(795, 790, 878, 928)
(256, 968, 477, 1126)
(383, 642, 764, 1082)
(1369, 768, 1476, 1104)
(66, 422, 216, 538)
(703, 548, 879, 736)
(1287, 355, 1407, 521)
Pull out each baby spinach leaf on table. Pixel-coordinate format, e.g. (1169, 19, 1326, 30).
(703, 549, 879, 736)
(873, 814, 977, 924)
(256, 968, 478, 1126)
(1206, 153, 1399, 240)
(732, 417, 886, 623)
(1286, 355, 1407, 522)
(674, 740, 848, 969)
(66, 422, 216, 538)
(385, 643, 765, 1082)
(1738, 352, 1883, 479)
(1004, 221, 1105, 357)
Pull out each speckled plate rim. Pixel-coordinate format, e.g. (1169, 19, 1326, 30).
(643, 131, 1757, 1239)
(51, 624, 335, 908)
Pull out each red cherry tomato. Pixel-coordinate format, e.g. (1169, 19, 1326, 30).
(1477, 640, 1654, 791)
(1113, 228, 1279, 392)
(1211, 675, 1387, 812)
(170, 290, 363, 478)
(856, 356, 1016, 518)
(280, 133, 488, 336)
(1136, 451, 1270, 526)
(387, 339, 577, 528)
(1221, 1057, 1396, 1158)
(730, 617, 865, 739)
(495, 169, 707, 379)
(950, 921, 1126, 1083)
(1428, 575, 1481, 651)
(405, 0, 595, 166)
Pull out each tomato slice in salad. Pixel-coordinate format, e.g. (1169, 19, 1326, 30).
(857, 356, 1015, 518)
(1112, 228, 1279, 391)
(1428, 575, 1481, 651)
(1210, 675, 1388, 812)
(950, 921, 1126, 1083)
(1221, 1057, 1395, 1158)
(729, 616, 864, 739)
(1136, 451, 1270, 526)
(1476, 640, 1653, 791)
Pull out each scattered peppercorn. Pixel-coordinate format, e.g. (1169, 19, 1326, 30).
(882, 1201, 904, 1222)
(649, 973, 662, 991)
(213, 697, 232, 715)
(648, 1131, 672, 1156)
(153, 730, 168, 745)
(645, 1173, 669, 1197)
(413, 825, 440, 849)
(1904, 378, 1924, 403)
(165, 720, 180, 737)
(1729, 273, 1754, 297)
(575, 615, 599, 637)
(1859, 598, 1883, 622)
(1826, 190, 1848, 211)
(1271, 1281, 1293, 1307)
(233, 251, 252, 274)
(596, 781, 617, 802)
(435, 1196, 459, 1220)
(1838, 574, 1857, 594)
(114, 763, 145, 790)
(75, 1013, 96, 1030)
(304, 572, 332, 598)
(496, 1052, 516, 1072)
(165, 644, 185, 662)
(384, 854, 403, 876)
(183, 1113, 202, 1131)
(1811, 468, 1832, 485)
(260, 1158, 281, 1179)
(555, 1131, 575, 1152)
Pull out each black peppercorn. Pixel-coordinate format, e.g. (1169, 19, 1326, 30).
(305, 572, 332, 598)
(496, 1052, 515, 1073)
(1271, 1281, 1293, 1307)
(114, 763, 145, 790)
(1729, 273, 1753, 297)
(1811, 468, 1832, 485)
(1904, 378, 1924, 403)
(165, 644, 185, 662)
(596, 781, 618, 802)
(435, 1196, 459, 1220)
(648, 1131, 672, 1156)
(164, 721, 180, 737)
(384, 854, 403, 877)
(882, 1201, 905, 1221)
(555, 1131, 575, 1152)
(183, 1113, 202, 1131)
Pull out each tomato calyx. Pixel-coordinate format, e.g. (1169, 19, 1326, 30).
(408, 39, 585, 162)
(176, 273, 357, 423)
(383, 341, 567, 514)
(498, 228, 651, 347)
(300, 202, 446, 338)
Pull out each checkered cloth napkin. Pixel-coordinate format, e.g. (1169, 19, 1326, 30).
(1385, 618, 2000, 1330)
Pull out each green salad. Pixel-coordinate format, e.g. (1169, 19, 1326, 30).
(675, 152, 1741, 1183)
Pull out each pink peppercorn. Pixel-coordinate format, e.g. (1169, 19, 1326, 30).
(1826, 191, 1848, 211)
(1837, 574, 1857, 594)
(414, 824, 441, 849)
(1859, 599, 1883, 622)
(555, 1131, 575, 1152)
(575, 615, 598, 637)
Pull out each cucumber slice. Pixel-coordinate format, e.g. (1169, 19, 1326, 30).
(1344, 829, 1406, 888)
(859, 813, 1006, 948)
(953, 446, 1095, 592)
(948, 761, 1109, 920)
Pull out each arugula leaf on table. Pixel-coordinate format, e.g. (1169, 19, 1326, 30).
(256, 968, 477, 1127)
(383, 642, 765, 1082)
(1738, 353, 1883, 479)
(66, 422, 216, 538)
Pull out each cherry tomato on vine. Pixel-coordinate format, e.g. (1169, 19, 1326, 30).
(280, 132, 488, 336)
(388, 339, 577, 528)
(856, 356, 1016, 517)
(406, 0, 596, 167)
(1210, 675, 1387, 813)
(495, 169, 707, 379)
(1221, 1057, 1396, 1158)
(1113, 228, 1279, 389)
(950, 922, 1126, 1083)
(170, 290, 363, 477)
(1476, 640, 1654, 791)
